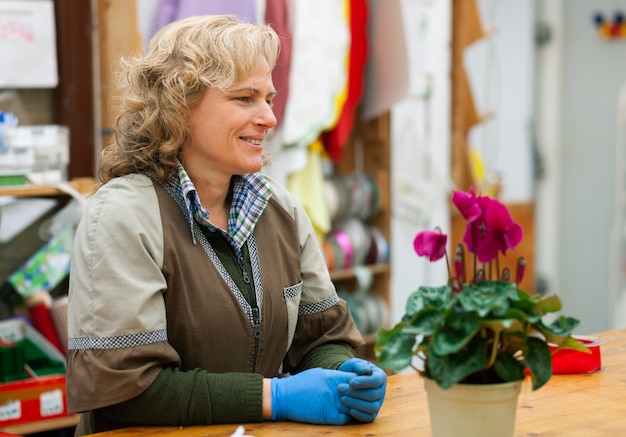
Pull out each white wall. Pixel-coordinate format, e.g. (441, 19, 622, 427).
(135, 0, 159, 48)
(465, 0, 536, 203)
(534, 0, 564, 312)
(389, 0, 451, 323)
(539, 0, 626, 333)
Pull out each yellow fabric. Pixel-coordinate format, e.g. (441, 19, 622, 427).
(469, 146, 485, 183)
(286, 139, 331, 243)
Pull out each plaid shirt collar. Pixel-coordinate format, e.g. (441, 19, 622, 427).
(171, 161, 272, 253)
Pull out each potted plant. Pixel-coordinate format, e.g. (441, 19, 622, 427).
(375, 188, 589, 437)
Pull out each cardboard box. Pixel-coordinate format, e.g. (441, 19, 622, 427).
(0, 319, 68, 427)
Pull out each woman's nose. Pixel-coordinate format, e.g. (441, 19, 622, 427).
(256, 103, 277, 128)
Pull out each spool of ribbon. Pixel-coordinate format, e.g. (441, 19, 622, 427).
(322, 239, 336, 271)
(337, 218, 371, 266)
(325, 222, 390, 270)
(336, 266, 388, 335)
(327, 228, 353, 269)
(550, 335, 602, 374)
(342, 172, 380, 220)
(367, 226, 390, 264)
(337, 288, 387, 335)
(324, 171, 380, 221)
(324, 175, 352, 220)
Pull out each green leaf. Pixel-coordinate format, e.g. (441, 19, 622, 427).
(551, 335, 591, 354)
(511, 288, 540, 312)
(534, 294, 562, 314)
(405, 307, 445, 336)
(496, 307, 540, 324)
(494, 352, 525, 382)
(459, 281, 516, 317)
(375, 328, 417, 372)
(431, 312, 480, 355)
(406, 285, 452, 317)
(539, 315, 582, 345)
(428, 339, 489, 388)
(480, 318, 524, 333)
(546, 315, 581, 336)
(523, 336, 552, 390)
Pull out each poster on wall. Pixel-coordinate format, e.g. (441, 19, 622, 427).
(0, 0, 58, 88)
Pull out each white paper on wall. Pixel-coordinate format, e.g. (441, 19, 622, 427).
(0, 0, 58, 88)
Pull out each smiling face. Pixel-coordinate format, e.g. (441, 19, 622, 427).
(181, 56, 277, 186)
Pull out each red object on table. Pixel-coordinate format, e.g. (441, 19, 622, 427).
(549, 335, 602, 374)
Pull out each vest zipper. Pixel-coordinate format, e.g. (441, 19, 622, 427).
(238, 254, 261, 373)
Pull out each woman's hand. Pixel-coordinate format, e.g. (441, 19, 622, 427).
(337, 358, 387, 422)
(269, 368, 354, 425)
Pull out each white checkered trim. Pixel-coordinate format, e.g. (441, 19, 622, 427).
(68, 328, 167, 350)
(299, 293, 339, 315)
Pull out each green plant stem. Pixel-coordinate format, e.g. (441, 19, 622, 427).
(411, 352, 426, 375)
(470, 226, 478, 283)
(444, 251, 452, 282)
(496, 256, 500, 280)
(486, 329, 501, 368)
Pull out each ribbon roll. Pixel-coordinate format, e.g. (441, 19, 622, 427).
(550, 335, 603, 374)
(328, 229, 353, 269)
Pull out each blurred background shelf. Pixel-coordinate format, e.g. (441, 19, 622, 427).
(0, 177, 95, 198)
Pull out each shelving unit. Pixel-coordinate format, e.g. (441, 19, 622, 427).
(0, 177, 96, 198)
(330, 111, 391, 362)
(0, 179, 94, 434)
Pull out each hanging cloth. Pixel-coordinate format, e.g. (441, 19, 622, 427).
(286, 139, 331, 243)
(279, 0, 350, 149)
(322, 0, 368, 162)
(264, 0, 292, 130)
(152, 0, 257, 35)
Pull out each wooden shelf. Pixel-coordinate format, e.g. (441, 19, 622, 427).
(0, 414, 79, 435)
(329, 262, 389, 281)
(330, 112, 391, 363)
(0, 177, 96, 197)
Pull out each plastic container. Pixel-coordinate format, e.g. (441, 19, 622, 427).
(3, 125, 69, 171)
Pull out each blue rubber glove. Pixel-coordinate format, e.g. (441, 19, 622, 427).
(337, 358, 387, 423)
(271, 368, 354, 424)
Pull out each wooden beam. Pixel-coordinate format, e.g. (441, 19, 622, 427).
(53, 0, 96, 179)
(97, 0, 142, 146)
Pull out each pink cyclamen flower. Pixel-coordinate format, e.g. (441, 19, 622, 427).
(452, 188, 482, 223)
(454, 188, 499, 257)
(474, 200, 523, 263)
(413, 230, 448, 262)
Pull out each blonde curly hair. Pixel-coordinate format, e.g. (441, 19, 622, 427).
(99, 15, 280, 184)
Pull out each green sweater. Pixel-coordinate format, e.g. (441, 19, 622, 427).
(99, 342, 356, 426)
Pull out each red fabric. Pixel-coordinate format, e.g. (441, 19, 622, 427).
(323, 0, 368, 161)
(265, 0, 292, 129)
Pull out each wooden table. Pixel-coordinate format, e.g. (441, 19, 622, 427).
(86, 328, 626, 436)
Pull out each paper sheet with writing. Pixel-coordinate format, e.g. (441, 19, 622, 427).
(0, 0, 58, 88)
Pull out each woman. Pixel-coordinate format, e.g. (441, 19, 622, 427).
(66, 15, 386, 435)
